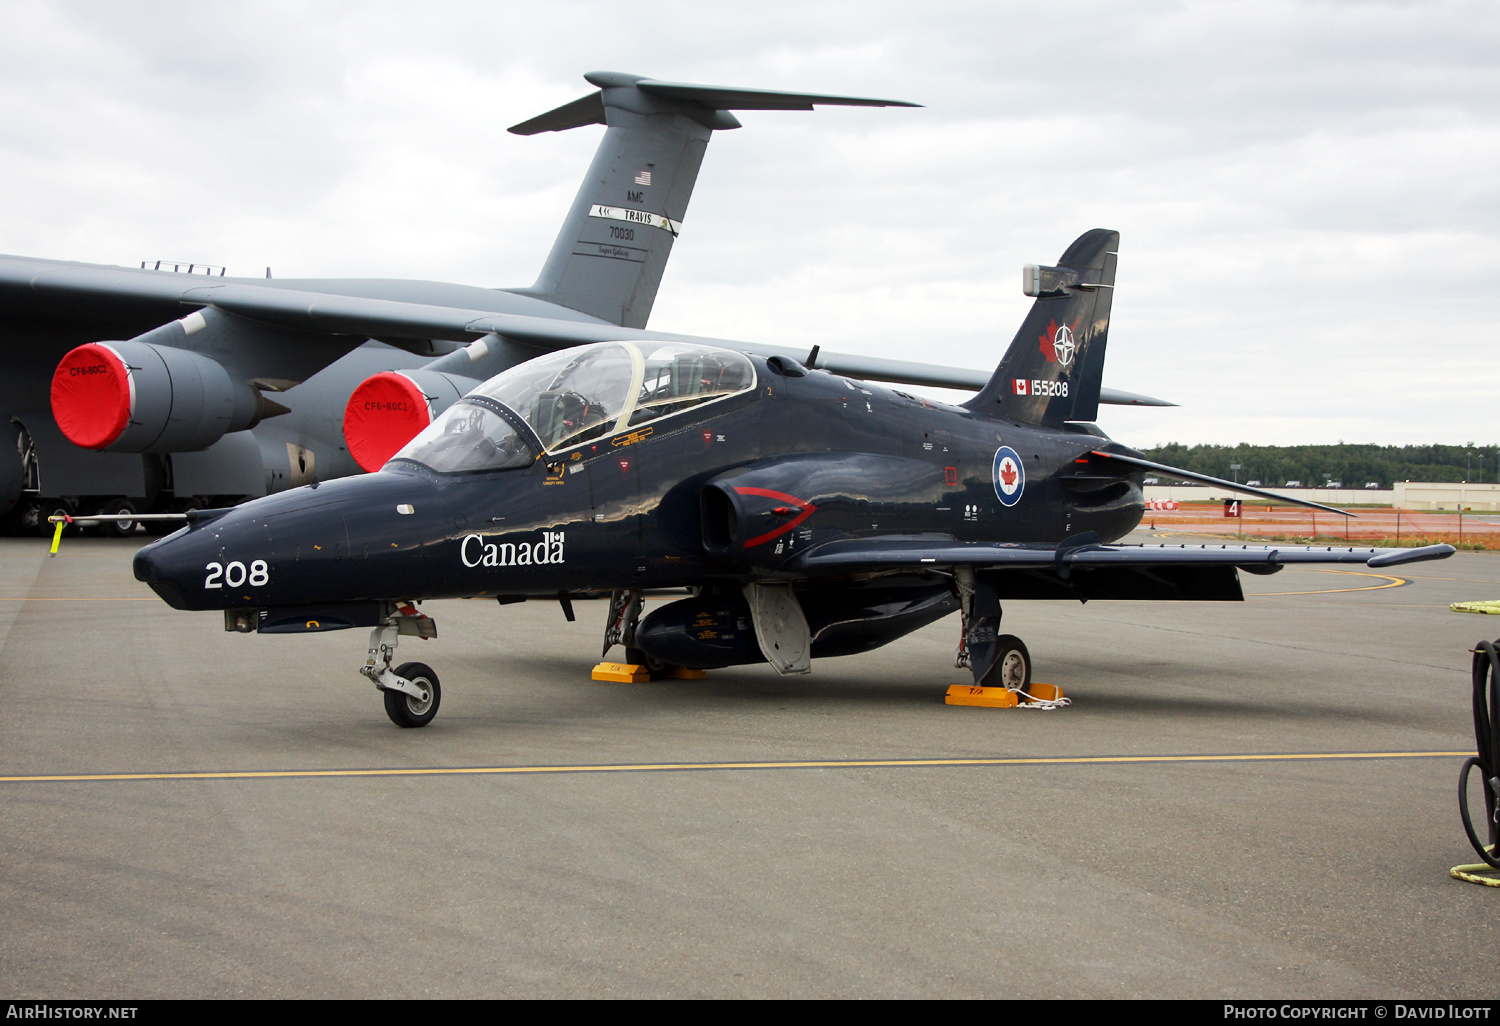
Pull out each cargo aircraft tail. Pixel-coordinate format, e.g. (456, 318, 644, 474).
(507, 72, 918, 329)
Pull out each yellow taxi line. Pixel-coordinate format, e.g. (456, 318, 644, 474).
(0, 750, 1470, 785)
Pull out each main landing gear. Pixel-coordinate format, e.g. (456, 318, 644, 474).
(947, 569, 1066, 709)
(592, 588, 708, 682)
(954, 568, 1032, 689)
(602, 588, 646, 663)
(358, 603, 441, 727)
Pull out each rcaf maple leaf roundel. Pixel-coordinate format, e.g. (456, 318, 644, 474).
(993, 445, 1025, 506)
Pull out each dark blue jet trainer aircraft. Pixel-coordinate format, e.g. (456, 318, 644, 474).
(132, 229, 1454, 727)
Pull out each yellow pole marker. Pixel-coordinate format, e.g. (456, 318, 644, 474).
(1451, 600, 1500, 615)
(48, 517, 65, 557)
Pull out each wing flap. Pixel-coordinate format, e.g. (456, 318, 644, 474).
(788, 538, 1455, 575)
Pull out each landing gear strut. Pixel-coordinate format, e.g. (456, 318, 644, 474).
(602, 588, 645, 662)
(358, 603, 440, 727)
(954, 569, 1032, 689)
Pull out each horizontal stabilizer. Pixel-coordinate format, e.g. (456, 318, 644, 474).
(509, 73, 919, 134)
(1090, 450, 1351, 516)
(634, 79, 920, 111)
(507, 92, 607, 136)
(1097, 387, 1175, 408)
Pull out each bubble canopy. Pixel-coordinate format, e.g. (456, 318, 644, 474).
(388, 341, 757, 474)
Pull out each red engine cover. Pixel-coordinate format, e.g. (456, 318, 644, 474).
(343, 372, 431, 472)
(51, 343, 133, 449)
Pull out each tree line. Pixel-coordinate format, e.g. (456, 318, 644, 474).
(1138, 443, 1500, 489)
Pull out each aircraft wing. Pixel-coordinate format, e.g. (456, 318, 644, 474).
(782, 537, 1453, 602)
(0, 255, 1173, 404)
(787, 538, 1455, 574)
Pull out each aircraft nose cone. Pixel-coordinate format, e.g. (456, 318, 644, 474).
(134, 470, 448, 612)
(133, 513, 232, 610)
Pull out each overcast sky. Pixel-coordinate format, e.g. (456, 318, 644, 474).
(2, 0, 1495, 447)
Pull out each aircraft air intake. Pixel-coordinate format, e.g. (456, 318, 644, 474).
(701, 453, 950, 568)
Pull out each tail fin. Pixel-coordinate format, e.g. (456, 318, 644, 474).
(964, 229, 1119, 426)
(507, 72, 917, 329)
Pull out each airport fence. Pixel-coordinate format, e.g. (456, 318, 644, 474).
(1140, 502, 1500, 550)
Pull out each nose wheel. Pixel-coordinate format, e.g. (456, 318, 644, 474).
(383, 662, 441, 728)
(359, 603, 441, 727)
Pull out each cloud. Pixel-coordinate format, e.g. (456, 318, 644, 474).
(1, 0, 1496, 444)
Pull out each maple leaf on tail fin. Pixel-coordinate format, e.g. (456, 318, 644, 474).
(1038, 319, 1058, 362)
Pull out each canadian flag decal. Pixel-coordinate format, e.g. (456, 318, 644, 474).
(1013, 378, 1029, 395)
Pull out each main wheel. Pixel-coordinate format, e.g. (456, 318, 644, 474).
(383, 661, 441, 728)
(4, 499, 40, 536)
(982, 634, 1032, 690)
(99, 498, 138, 538)
(37, 500, 75, 538)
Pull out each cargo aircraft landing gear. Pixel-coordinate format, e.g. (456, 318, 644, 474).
(358, 604, 440, 727)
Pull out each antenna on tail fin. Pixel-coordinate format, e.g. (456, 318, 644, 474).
(506, 72, 919, 329)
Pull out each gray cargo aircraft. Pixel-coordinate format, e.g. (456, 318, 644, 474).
(0, 71, 1168, 536)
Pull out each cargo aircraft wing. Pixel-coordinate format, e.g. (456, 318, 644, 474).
(0, 255, 1171, 403)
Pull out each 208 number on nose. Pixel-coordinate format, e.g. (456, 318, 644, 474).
(204, 560, 269, 589)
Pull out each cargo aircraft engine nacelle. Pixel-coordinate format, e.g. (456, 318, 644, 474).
(342, 369, 482, 473)
(51, 340, 267, 453)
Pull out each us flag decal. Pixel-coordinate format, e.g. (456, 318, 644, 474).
(634, 170, 652, 186)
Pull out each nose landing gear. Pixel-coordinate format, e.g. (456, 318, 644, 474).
(358, 604, 441, 727)
(383, 662, 441, 728)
